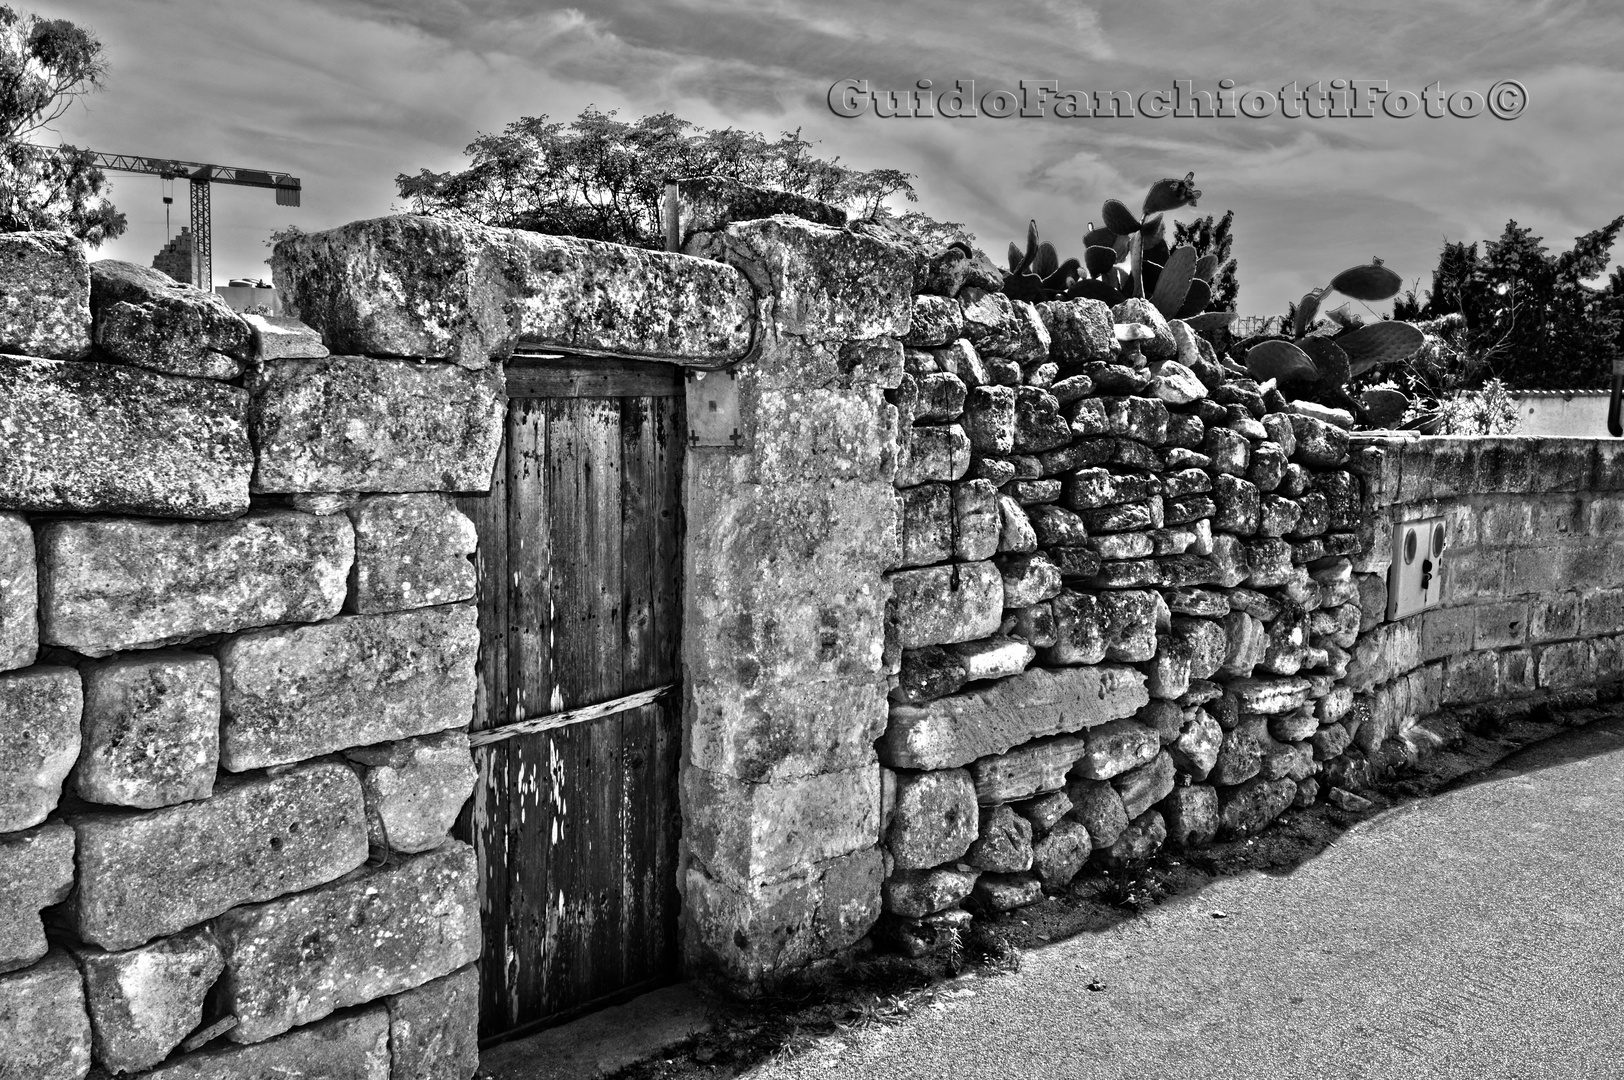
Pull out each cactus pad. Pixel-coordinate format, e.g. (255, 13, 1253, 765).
(1359, 388, 1409, 428)
(1084, 245, 1119, 277)
(1194, 253, 1219, 282)
(1103, 199, 1140, 236)
(1083, 226, 1117, 249)
(1177, 278, 1212, 320)
(1246, 339, 1320, 385)
(1329, 263, 1403, 301)
(1184, 310, 1237, 333)
(1293, 287, 1327, 338)
(1298, 336, 1352, 386)
(1034, 240, 1060, 279)
(1142, 172, 1201, 215)
(1151, 244, 1198, 320)
(1338, 321, 1426, 375)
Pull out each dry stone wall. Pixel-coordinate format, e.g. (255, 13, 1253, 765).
(0, 232, 486, 1080)
(877, 270, 1401, 942)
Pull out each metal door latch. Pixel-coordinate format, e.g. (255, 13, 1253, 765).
(685, 368, 743, 447)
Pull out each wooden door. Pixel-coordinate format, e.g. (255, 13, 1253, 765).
(456, 357, 685, 1043)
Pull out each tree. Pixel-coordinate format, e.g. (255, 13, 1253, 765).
(1172, 209, 1238, 311)
(1395, 218, 1624, 390)
(397, 107, 922, 249)
(0, 5, 124, 244)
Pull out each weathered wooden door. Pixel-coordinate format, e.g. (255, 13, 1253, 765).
(456, 357, 685, 1042)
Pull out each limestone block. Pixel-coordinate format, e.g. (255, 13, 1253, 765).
(880, 664, 1148, 770)
(0, 823, 74, 974)
(962, 384, 1016, 454)
(882, 866, 977, 918)
(968, 734, 1085, 803)
(745, 383, 896, 485)
(210, 843, 477, 1044)
(1114, 750, 1176, 820)
(971, 872, 1043, 912)
(74, 652, 219, 809)
(888, 560, 1004, 650)
(1170, 709, 1223, 781)
(0, 950, 91, 1080)
(1288, 414, 1349, 468)
(917, 371, 968, 422)
(386, 965, 480, 1080)
(997, 494, 1038, 553)
(140, 1005, 390, 1080)
(1096, 809, 1167, 868)
(1031, 819, 1092, 888)
(1111, 297, 1175, 360)
(90, 260, 251, 379)
(276, 215, 754, 366)
(965, 804, 1033, 873)
(1075, 720, 1160, 781)
(38, 511, 352, 657)
(0, 665, 80, 832)
(946, 635, 1034, 683)
(344, 731, 475, 855)
(1219, 777, 1298, 837)
(1097, 589, 1160, 662)
(72, 760, 368, 951)
(1035, 298, 1114, 363)
(347, 494, 478, 614)
(0, 512, 37, 672)
(1012, 387, 1070, 453)
(691, 216, 910, 346)
(0, 356, 251, 518)
(886, 768, 978, 869)
(1163, 784, 1219, 846)
(952, 479, 1000, 561)
(0, 232, 89, 360)
(898, 484, 954, 568)
(683, 764, 879, 890)
(219, 605, 475, 771)
(1064, 777, 1129, 849)
(77, 927, 224, 1074)
(250, 356, 503, 494)
(1228, 676, 1314, 715)
(896, 424, 971, 486)
(904, 295, 964, 348)
(686, 849, 882, 980)
(242, 313, 329, 360)
(960, 292, 1050, 364)
(997, 552, 1063, 608)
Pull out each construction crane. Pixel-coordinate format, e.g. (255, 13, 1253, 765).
(33, 148, 302, 291)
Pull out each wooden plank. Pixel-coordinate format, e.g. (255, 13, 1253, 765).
(506, 358, 683, 400)
(544, 396, 626, 1013)
(503, 399, 554, 1032)
(466, 684, 673, 747)
(454, 424, 512, 1038)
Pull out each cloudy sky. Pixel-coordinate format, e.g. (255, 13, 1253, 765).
(29, 0, 1624, 316)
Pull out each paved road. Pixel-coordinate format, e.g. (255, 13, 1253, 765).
(750, 718, 1624, 1080)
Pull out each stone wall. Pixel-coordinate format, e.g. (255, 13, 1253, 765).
(0, 233, 490, 1080)
(876, 272, 1377, 942)
(1343, 436, 1624, 743)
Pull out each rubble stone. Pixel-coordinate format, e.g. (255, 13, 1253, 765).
(966, 804, 1034, 873)
(344, 731, 476, 855)
(386, 965, 481, 1080)
(78, 927, 224, 1073)
(74, 651, 219, 809)
(886, 769, 978, 869)
(347, 494, 478, 614)
(90, 260, 251, 379)
(0, 949, 91, 1080)
(0, 823, 75, 974)
(0, 512, 35, 672)
(889, 561, 1004, 650)
(0, 665, 80, 832)
(140, 1004, 391, 1080)
(1031, 819, 1092, 887)
(0, 231, 90, 360)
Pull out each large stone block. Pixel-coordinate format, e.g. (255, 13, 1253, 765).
(0, 355, 251, 518)
(219, 604, 477, 771)
(0, 512, 37, 672)
(968, 734, 1084, 803)
(90, 260, 252, 379)
(248, 356, 503, 493)
(888, 560, 1004, 650)
(344, 731, 476, 855)
(74, 652, 219, 809)
(688, 216, 912, 344)
(140, 1005, 391, 1080)
(214, 843, 480, 1044)
(0, 231, 89, 360)
(886, 768, 978, 869)
(0, 665, 80, 832)
(275, 215, 756, 367)
(688, 848, 883, 980)
(386, 965, 480, 1080)
(0, 950, 91, 1080)
(77, 927, 224, 1074)
(346, 494, 478, 614)
(38, 511, 352, 657)
(0, 823, 74, 974)
(880, 664, 1148, 770)
(688, 677, 889, 782)
(682, 764, 879, 889)
(72, 760, 368, 951)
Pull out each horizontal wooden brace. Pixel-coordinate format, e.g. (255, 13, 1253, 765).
(467, 683, 674, 748)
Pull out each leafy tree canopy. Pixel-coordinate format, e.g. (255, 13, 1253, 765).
(1172, 209, 1239, 312)
(0, 4, 125, 244)
(397, 106, 929, 249)
(1393, 216, 1624, 390)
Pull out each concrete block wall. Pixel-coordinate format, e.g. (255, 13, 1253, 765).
(876, 268, 1374, 944)
(0, 232, 488, 1080)
(1342, 436, 1624, 747)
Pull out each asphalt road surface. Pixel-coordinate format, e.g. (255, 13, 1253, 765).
(749, 717, 1624, 1080)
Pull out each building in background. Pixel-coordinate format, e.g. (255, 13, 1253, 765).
(151, 228, 193, 284)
